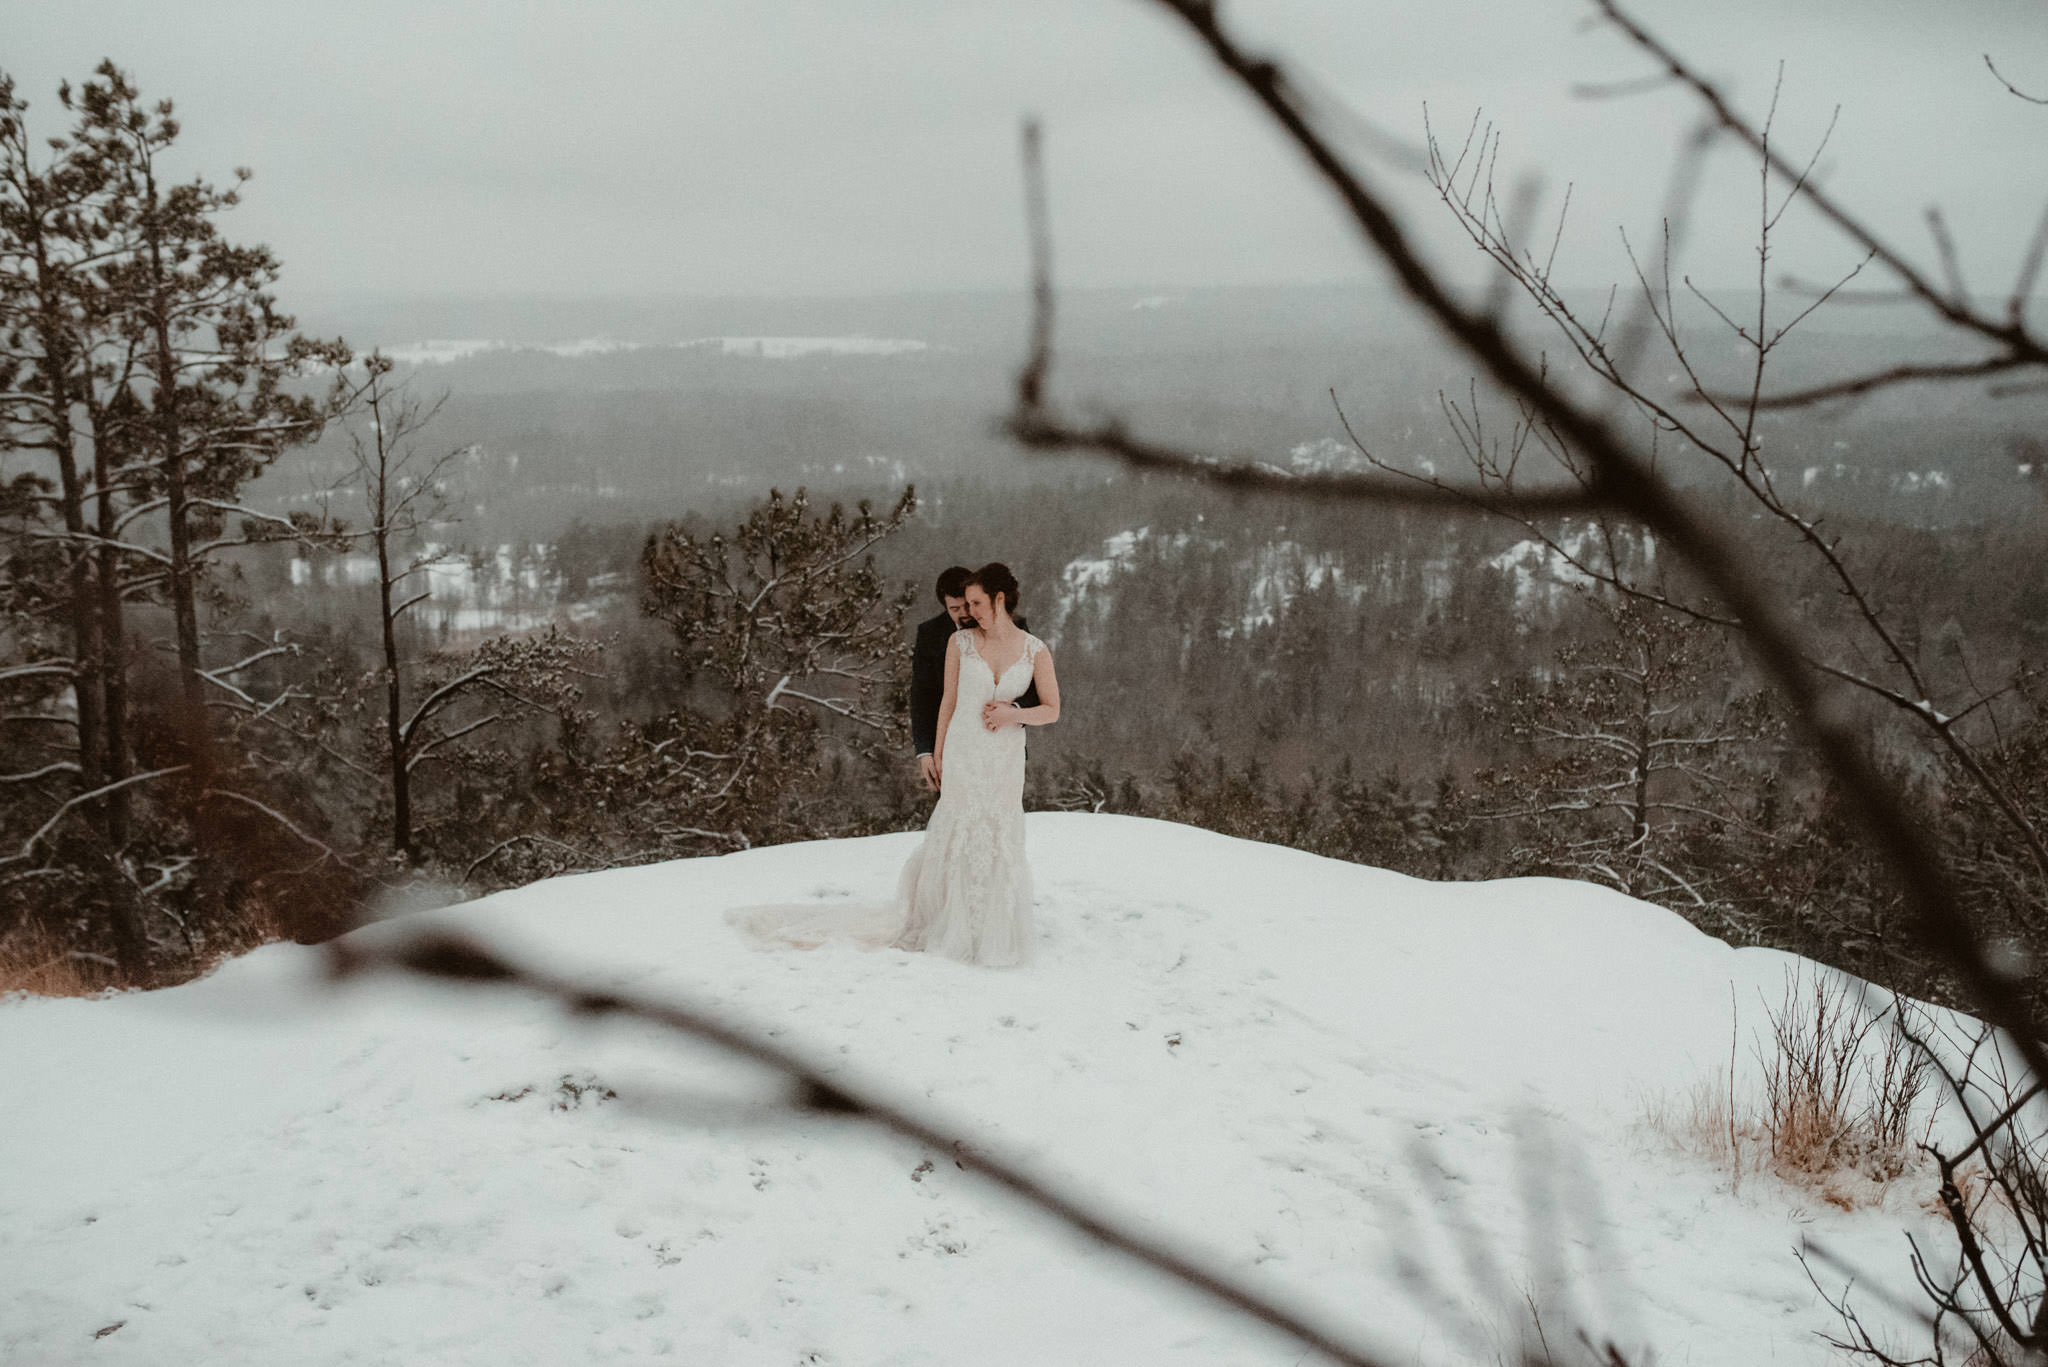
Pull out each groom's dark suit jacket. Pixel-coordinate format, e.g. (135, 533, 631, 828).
(910, 611, 1038, 756)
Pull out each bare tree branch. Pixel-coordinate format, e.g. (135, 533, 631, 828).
(0, 765, 187, 867)
(1593, 0, 2048, 378)
(330, 929, 1407, 1367)
(199, 788, 341, 868)
(995, 0, 2048, 1089)
(1985, 53, 2048, 106)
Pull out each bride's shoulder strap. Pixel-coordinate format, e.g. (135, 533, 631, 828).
(1025, 632, 1046, 660)
(954, 629, 977, 657)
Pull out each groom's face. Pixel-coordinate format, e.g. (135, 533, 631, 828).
(943, 594, 973, 628)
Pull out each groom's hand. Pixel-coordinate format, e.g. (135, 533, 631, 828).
(917, 754, 939, 791)
(982, 700, 1020, 731)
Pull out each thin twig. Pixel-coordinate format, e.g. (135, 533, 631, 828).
(1985, 53, 2048, 106)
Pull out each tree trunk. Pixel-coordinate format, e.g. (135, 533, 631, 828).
(87, 396, 131, 845)
(379, 519, 413, 861)
(27, 243, 108, 812)
(29, 260, 146, 970)
(369, 388, 413, 861)
(140, 174, 208, 760)
(1628, 663, 1654, 896)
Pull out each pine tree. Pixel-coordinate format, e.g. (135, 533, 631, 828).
(68, 63, 344, 757)
(1471, 596, 1785, 923)
(565, 485, 919, 857)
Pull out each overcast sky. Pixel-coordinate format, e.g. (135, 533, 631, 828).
(8, 1, 2045, 302)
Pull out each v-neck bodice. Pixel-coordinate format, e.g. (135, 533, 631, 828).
(958, 629, 1040, 698)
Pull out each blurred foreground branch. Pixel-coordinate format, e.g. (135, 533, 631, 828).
(329, 928, 1409, 1367)
(1007, 0, 2046, 1091)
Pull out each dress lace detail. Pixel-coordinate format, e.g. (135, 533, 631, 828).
(891, 630, 1041, 966)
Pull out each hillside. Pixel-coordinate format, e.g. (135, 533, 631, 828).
(1, 815, 1962, 1364)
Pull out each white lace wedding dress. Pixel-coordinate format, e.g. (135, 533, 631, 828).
(890, 629, 1040, 966)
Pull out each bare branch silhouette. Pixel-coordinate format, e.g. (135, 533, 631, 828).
(331, 928, 1412, 1367)
(1985, 53, 2048, 106)
(1590, 0, 2048, 400)
(1007, 0, 2047, 1095)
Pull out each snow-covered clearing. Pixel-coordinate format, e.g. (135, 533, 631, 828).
(3, 815, 1959, 1364)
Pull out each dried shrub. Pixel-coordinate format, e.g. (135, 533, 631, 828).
(1759, 968, 1929, 1187)
(1646, 969, 1933, 1208)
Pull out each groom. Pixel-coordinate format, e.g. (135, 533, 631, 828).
(910, 565, 1037, 791)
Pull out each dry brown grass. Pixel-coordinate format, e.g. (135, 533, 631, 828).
(0, 904, 289, 999)
(0, 928, 122, 998)
(1640, 1067, 1752, 1168)
(1641, 968, 1934, 1210)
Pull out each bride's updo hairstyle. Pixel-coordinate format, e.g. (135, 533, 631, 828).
(967, 562, 1021, 617)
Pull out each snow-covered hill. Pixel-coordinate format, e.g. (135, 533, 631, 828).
(2, 815, 1954, 1364)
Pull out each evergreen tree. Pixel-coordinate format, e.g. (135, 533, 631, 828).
(1471, 597, 1784, 924)
(68, 63, 344, 754)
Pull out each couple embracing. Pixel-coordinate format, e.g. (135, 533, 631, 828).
(894, 563, 1061, 967)
(731, 563, 1061, 967)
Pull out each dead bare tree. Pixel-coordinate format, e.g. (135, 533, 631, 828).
(1010, 0, 2046, 1086)
(1003, 2, 2048, 1358)
(328, 352, 457, 863)
(1803, 1007, 2048, 1365)
(1404, 84, 2048, 935)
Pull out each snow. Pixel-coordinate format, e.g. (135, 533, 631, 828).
(375, 336, 927, 367)
(1488, 534, 1600, 609)
(1486, 523, 1655, 619)
(376, 339, 506, 366)
(1239, 541, 1352, 632)
(1, 814, 1963, 1364)
(289, 542, 562, 638)
(1286, 437, 1361, 474)
(291, 553, 383, 590)
(1047, 526, 1181, 636)
(543, 338, 647, 359)
(1892, 470, 1952, 494)
(710, 336, 926, 359)
(1051, 529, 1363, 638)
(1797, 464, 1957, 495)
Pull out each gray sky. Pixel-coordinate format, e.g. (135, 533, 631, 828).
(8, 0, 2045, 300)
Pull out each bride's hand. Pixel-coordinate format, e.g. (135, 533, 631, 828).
(982, 700, 1017, 731)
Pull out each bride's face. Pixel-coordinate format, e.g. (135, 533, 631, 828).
(964, 584, 1000, 628)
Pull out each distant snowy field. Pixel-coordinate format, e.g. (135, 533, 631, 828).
(373, 335, 928, 366)
(2, 815, 1958, 1364)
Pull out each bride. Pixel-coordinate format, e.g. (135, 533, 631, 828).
(892, 562, 1060, 967)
